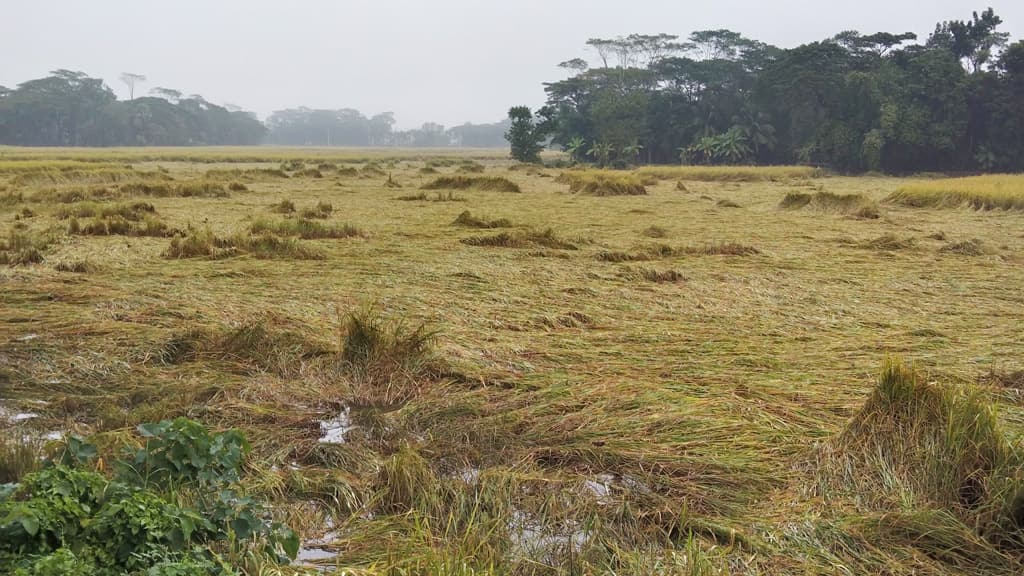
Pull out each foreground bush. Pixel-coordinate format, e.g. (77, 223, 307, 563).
(0, 419, 298, 575)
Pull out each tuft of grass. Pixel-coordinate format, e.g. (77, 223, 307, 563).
(642, 226, 669, 238)
(55, 201, 156, 221)
(54, 259, 100, 273)
(0, 435, 40, 484)
(228, 181, 249, 192)
(162, 228, 325, 260)
(620, 266, 686, 283)
(300, 201, 333, 219)
(638, 165, 821, 182)
(295, 168, 324, 178)
(204, 167, 290, 180)
(69, 214, 176, 237)
(340, 307, 439, 402)
(940, 239, 988, 256)
(1, 191, 25, 205)
(781, 190, 880, 218)
(452, 211, 512, 229)
(250, 218, 366, 239)
(856, 234, 916, 251)
(597, 242, 759, 261)
(418, 166, 439, 175)
(271, 199, 296, 214)
(397, 192, 465, 202)
(456, 162, 486, 174)
(422, 176, 521, 193)
(816, 359, 1024, 553)
(887, 175, 1024, 211)
(716, 199, 741, 208)
(0, 229, 54, 266)
(120, 181, 229, 198)
(557, 171, 648, 196)
(461, 228, 577, 250)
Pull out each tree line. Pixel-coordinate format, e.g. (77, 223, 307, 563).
(0, 70, 510, 148)
(508, 7, 1024, 173)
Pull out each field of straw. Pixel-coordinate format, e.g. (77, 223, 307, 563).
(2, 150, 1023, 574)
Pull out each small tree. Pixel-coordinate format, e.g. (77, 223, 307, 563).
(505, 106, 550, 163)
(119, 72, 146, 101)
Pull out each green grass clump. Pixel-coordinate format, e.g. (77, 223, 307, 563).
(886, 175, 1024, 211)
(421, 176, 521, 193)
(638, 165, 821, 182)
(250, 218, 366, 239)
(781, 190, 881, 218)
(452, 210, 512, 229)
(461, 228, 577, 250)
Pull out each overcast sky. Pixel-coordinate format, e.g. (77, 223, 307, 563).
(3, 1, 1022, 129)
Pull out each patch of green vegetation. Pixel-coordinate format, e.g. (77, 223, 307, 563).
(0, 419, 298, 574)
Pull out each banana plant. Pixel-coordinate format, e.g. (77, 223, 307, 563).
(588, 142, 615, 168)
(564, 136, 586, 164)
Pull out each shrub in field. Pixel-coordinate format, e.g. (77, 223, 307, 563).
(0, 419, 298, 574)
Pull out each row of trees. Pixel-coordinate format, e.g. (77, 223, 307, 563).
(514, 8, 1024, 173)
(0, 70, 266, 146)
(0, 71, 510, 148)
(265, 108, 510, 147)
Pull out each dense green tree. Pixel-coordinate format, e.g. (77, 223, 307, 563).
(541, 7, 1022, 174)
(505, 106, 551, 163)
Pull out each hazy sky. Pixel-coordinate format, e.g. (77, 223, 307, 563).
(3, 1, 1022, 129)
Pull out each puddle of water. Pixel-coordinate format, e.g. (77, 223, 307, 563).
(318, 407, 354, 444)
(298, 547, 337, 561)
(458, 466, 481, 485)
(509, 508, 591, 559)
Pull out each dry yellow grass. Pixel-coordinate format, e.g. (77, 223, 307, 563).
(637, 164, 821, 181)
(2, 149, 1023, 574)
(887, 174, 1024, 211)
